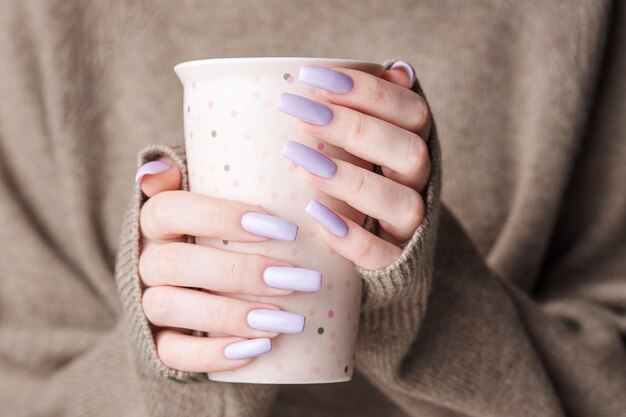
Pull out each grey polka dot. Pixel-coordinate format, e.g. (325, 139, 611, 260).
(317, 327, 324, 335)
(344, 366, 348, 373)
(283, 73, 291, 80)
(187, 106, 190, 113)
(222, 240, 229, 245)
(224, 164, 230, 172)
(352, 353, 356, 360)
(211, 130, 217, 138)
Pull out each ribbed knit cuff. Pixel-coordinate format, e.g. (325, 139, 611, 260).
(355, 58, 442, 314)
(114, 143, 204, 382)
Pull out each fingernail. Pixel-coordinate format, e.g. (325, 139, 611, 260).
(264, 266, 322, 292)
(281, 140, 336, 178)
(277, 93, 333, 126)
(135, 160, 172, 184)
(224, 338, 272, 360)
(241, 212, 299, 241)
(305, 200, 348, 238)
(298, 65, 354, 94)
(390, 60, 416, 87)
(247, 309, 306, 334)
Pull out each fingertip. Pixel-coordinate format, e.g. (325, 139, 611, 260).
(382, 68, 413, 89)
(138, 157, 182, 197)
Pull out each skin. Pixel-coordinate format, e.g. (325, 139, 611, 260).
(138, 67, 431, 372)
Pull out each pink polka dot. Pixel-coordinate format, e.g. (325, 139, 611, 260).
(353, 323, 357, 331)
(264, 101, 274, 109)
(347, 313, 352, 321)
(243, 133, 251, 140)
(213, 187, 220, 195)
(264, 246, 272, 254)
(208, 101, 213, 108)
(254, 74, 261, 83)
(222, 143, 229, 151)
(317, 142, 325, 151)
(328, 310, 335, 318)
(287, 76, 295, 84)
(199, 176, 205, 184)
(232, 180, 240, 188)
(288, 164, 297, 173)
(254, 91, 260, 99)
(258, 175, 266, 183)
(290, 248, 299, 257)
(309, 366, 320, 375)
(326, 283, 334, 291)
(330, 331, 336, 339)
(304, 346, 311, 355)
(308, 308, 316, 316)
(329, 345, 336, 354)
(192, 82, 196, 90)
(190, 131, 194, 139)
(261, 151, 268, 158)
(290, 193, 298, 201)
(271, 192, 279, 199)
(345, 280, 351, 288)
(230, 109, 238, 117)
(308, 230, 316, 239)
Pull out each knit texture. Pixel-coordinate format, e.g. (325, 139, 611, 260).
(1, 1, 625, 416)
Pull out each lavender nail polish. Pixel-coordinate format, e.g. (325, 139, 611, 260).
(135, 160, 172, 183)
(224, 338, 272, 360)
(305, 200, 348, 238)
(277, 93, 333, 126)
(281, 140, 336, 178)
(390, 60, 416, 87)
(247, 309, 306, 334)
(264, 266, 322, 292)
(241, 212, 299, 241)
(298, 65, 354, 94)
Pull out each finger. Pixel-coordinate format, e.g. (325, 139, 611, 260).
(381, 68, 414, 89)
(135, 157, 182, 197)
(296, 66, 430, 139)
(142, 286, 306, 338)
(140, 190, 298, 242)
(296, 157, 424, 242)
(155, 330, 273, 372)
(291, 101, 431, 190)
(139, 242, 322, 296)
(305, 200, 402, 270)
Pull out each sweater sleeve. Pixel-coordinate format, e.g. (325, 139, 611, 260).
(351, 59, 626, 417)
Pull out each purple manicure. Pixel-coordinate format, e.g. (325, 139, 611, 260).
(241, 212, 299, 241)
(224, 338, 272, 360)
(264, 266, 322, 292)
(298, 65, 354, 94)
(247, 309, 306, 334)
(390, 60, 416, 88)
(277, 93, 333, 126)
(135, 160, 172, 184)
(281, 140, 336, 178)
(305, 200, 348, 238)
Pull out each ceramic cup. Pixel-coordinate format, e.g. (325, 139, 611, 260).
(174, 57, 385, 384)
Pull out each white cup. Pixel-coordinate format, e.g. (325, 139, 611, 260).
(175, 57, 384, 383)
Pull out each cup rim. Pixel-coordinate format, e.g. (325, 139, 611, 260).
(174, 56, 380, 72)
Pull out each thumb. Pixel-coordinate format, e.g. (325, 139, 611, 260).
(135, 156, 182, 197)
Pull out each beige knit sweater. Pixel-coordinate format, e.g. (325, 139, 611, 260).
(1, 1, 625, 416)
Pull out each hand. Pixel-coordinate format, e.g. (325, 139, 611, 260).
(135, 161, 321, 373)
(278, 61, 431, 270)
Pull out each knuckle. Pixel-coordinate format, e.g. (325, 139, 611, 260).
(142, 192, 171, 237)
(350, 168, 367, 197)
(407, 137, 430, 179)
(226, 255, 246, 290)
(410, 96, 430, 133)
(404, 190, 425, 231)
(213, 299, 237, 331)
(155, 243, 184, 281)
(143, 287, 173, 325)
(368, 77, 387, 105)
(154, 331, 176, 367)
(347, 111, 367, 143)
(355, 235, 376, 263)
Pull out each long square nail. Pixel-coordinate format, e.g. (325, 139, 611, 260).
(224, 338, 272, 360)
(305, 200, 348, 238)
(264, 266, 322, 292)
(241, 212, 299, 241)
(281, 140, 336, 178)
(298, 65, 354, 94)
(277, 93, 333, 126)
(247, 309, 305, 334)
